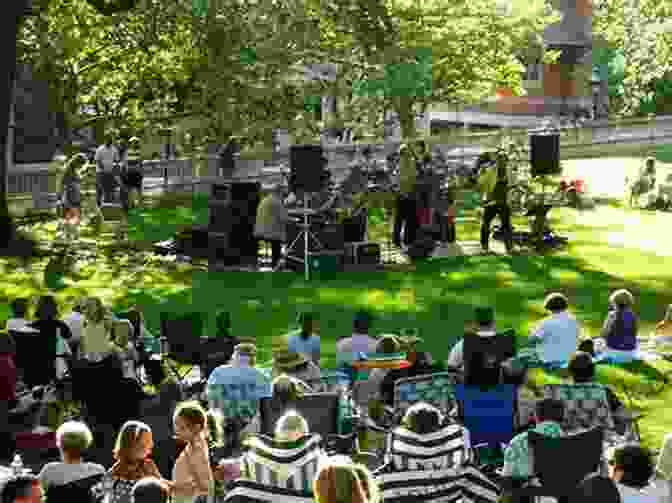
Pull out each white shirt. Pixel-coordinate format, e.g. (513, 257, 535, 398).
(5, 318, 39, 333)
(94, 144, 119, 172)
(615, 481, 670, 503)
(530, 311, 580, 364)
(62, 312, 84, 342)
(336, 333, 378, 367)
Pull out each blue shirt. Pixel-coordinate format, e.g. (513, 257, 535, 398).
(287, 331, 321, 363)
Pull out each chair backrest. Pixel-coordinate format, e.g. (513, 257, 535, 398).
(388, 422, 468, 471)
(241, 433, 323, 493)
(45, 473, 104, 503)
(259, 392, 341, 438)
(543, 383, 615, 432)
(222, 479, 314, 503)
(528, 427, 604, 495)
(455, 384, 516, 448)
(373, 464, 501, 503)
(392, 371, 460, 420)
(463, 329, 516, 389)
(304, 370, 350, 394)
(160, 312, 204, 363)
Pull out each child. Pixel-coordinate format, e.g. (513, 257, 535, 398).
(171, 401, 218, 503)
(655, 304, 672, 344)
(102, 421, 168, 503)
(112, 319, 140, 380)
(58, 153, 86, 242)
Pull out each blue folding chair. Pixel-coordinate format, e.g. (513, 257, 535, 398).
(455, 384, 516, 466)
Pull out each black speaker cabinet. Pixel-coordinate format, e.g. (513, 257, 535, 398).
(208, 182, 260, 265)
(530, 133, 561, 176)
(290, 145, 326, 193)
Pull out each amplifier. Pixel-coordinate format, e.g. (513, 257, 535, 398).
(344, 242, 381, 265)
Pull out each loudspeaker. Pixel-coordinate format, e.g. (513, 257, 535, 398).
(290, 145, 326, 193)
(530, 133, 561, 176)
(208, 182, 260, 265)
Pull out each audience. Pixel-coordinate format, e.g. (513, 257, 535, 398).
(170, 401, 215, 503)
(38, 421, 105, 494)
(287, 311, 321, 364)
(314, 455, 381, 503)
(380, 334, 442, 407)
(336, 311, 379, 370)
(80, 297, 116, 363)
(656, 433, 672, 503)
(654, 304, 672, 345)
(62, 297, 86, 357)
(131, 477, 169, 503)
(105, 421, 166, 503)
(273, 409, 310, 442)
(602, 289, 639, 361)
(25, 296, 73, 387)
(271, 347, 320, 384)
(575, 474, 623, 503)
(528, 293, 581, 368)
(568, 351, 624, 415)
(6, 292, 672, 503)
(607, 444, 668, 503)
(447, 306, 498, 371)
(0, 475, 42, 503)
(5, 299, 37, 334)
(242, 373, 310, 436)
(140, 357, 183, 479)
(501, 399, 565, 480)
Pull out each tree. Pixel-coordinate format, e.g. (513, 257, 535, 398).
(593, 0, 672, 116)
(312, 0, 561, 193)
(0, 0, 142, 248)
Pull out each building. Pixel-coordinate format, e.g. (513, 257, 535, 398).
(430, 0, 598, 130)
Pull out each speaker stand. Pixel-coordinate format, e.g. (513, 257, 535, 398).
(274, 193, 324, 281)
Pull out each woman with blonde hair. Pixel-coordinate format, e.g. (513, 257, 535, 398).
(601, 289, 639, 362)
(80, 297, 116, 362)
(314, 456, 381, 503)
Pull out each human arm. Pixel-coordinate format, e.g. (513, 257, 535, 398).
(184, 440, 214, 493)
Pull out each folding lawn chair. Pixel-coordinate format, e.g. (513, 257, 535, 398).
(392, 371, 461, 424)
(159, 312, 206, 389)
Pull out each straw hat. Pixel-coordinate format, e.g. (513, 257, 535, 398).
(235, 343, 257, 356)
(376, 334, 401, 354)
(273, 349, 308, 370)
(399, 328, 424, 350)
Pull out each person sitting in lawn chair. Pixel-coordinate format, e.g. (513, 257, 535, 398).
(629, 157, 657, 208)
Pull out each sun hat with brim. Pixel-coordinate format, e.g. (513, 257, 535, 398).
(399, 328, 424, 348)
(235, 343, 257, 356)
(544, 293, 569, 311)
(273, 349, 308, 370)
(376, 334, 402, 354)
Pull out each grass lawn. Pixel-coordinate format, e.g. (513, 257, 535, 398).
(3, 152, 672, 455)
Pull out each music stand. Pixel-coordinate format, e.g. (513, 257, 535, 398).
(274, 192, 324, 281)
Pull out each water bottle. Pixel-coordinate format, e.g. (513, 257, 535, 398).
(11, 454, 23, 475)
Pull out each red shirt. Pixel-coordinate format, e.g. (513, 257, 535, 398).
(0, 354, 17, 402)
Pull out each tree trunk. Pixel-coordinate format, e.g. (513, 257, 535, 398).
(0, 4, 25, 245)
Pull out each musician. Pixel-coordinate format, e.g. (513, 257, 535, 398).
(254, 184, 290, 268)
(478, 152, 514, 253)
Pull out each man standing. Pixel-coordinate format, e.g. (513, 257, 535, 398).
(254, 184, 290, 268)
(121, 136, 144, 209)
(478, 152, 514, 253)
(94, 133, 120, 207)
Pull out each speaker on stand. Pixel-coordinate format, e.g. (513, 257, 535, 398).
(277, 145, 330, 279)
(529, 131, 561, 177)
